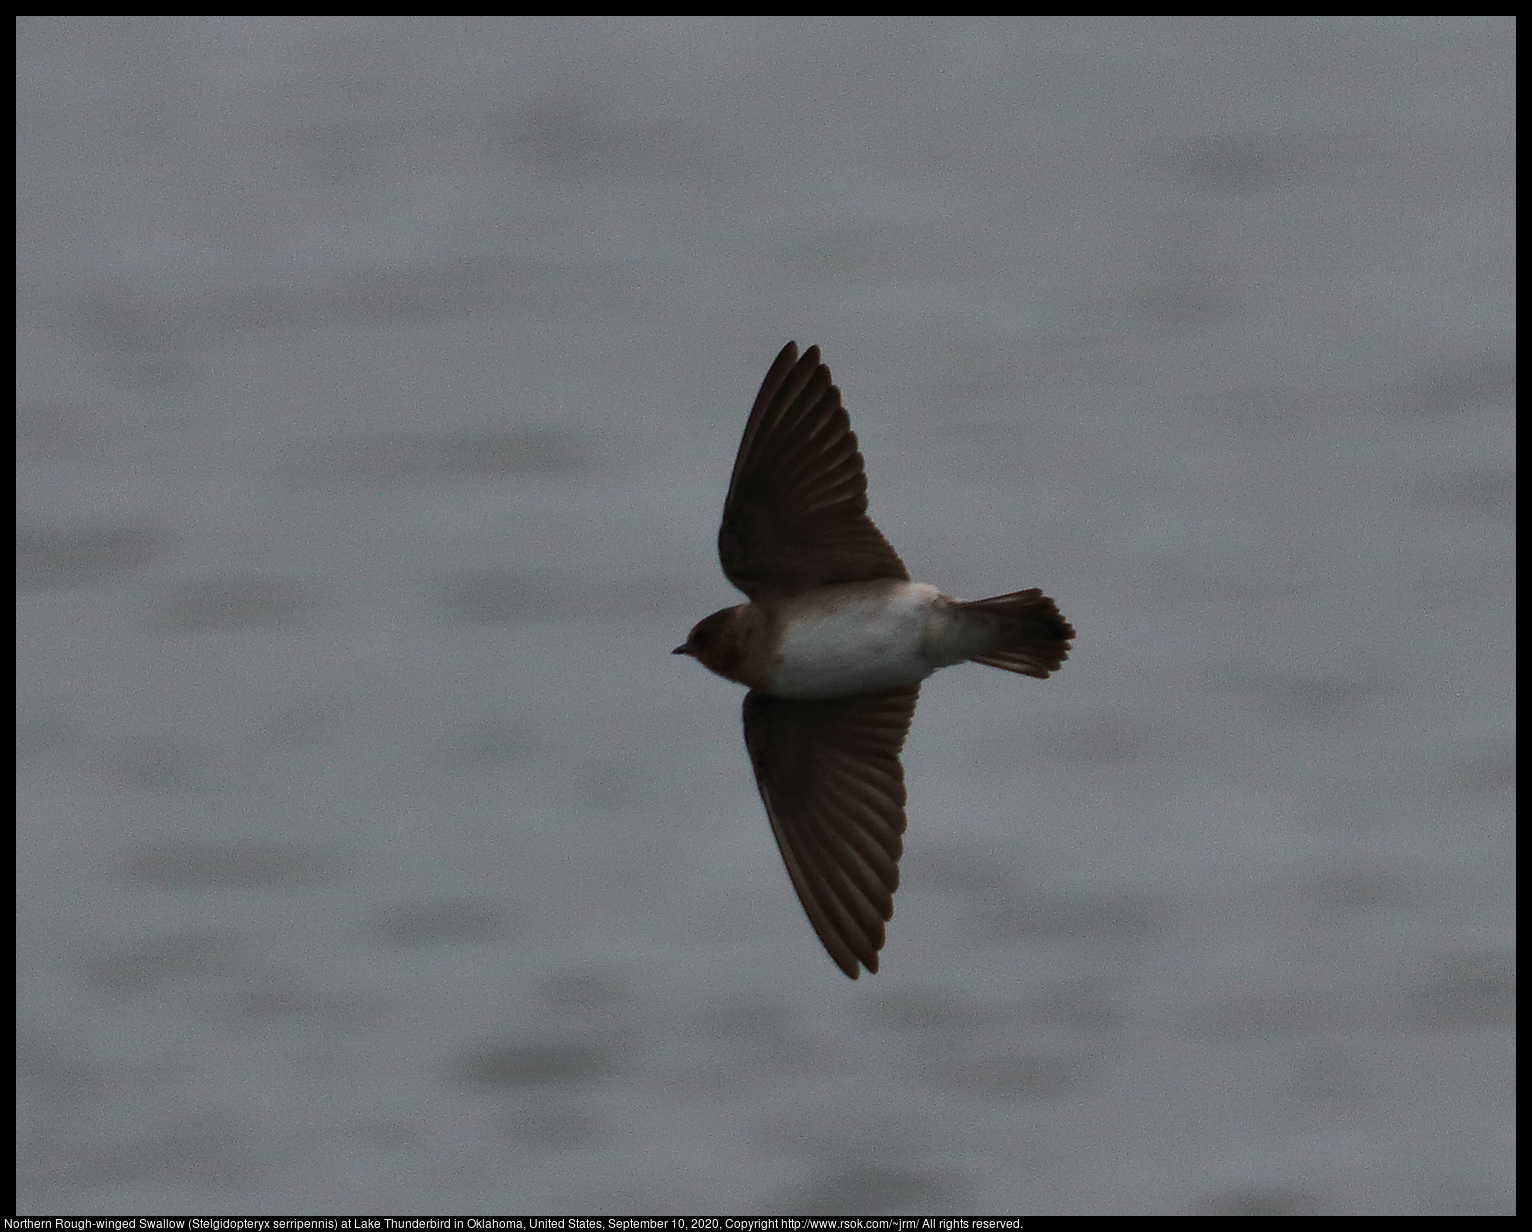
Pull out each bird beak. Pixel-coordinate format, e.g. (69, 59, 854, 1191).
(672, 643, 690, 655)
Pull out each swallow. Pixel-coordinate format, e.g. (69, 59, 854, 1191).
(675, 342, 1074, 978)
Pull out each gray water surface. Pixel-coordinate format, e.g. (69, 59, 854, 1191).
(17, 17, 1515, 1214)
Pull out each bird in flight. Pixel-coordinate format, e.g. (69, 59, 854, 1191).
(675, 342, 1074, 978)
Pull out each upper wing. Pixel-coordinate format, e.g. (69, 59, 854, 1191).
(741, 685, 919, 978)
(718, 342, 908, 600)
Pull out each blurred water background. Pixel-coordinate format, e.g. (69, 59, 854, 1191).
(16, 16, 1515, 1215)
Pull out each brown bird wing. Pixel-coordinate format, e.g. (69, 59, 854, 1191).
(741, 685, 919, 978)
(719, 342, 908, 600)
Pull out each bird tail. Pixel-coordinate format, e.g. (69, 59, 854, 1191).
(956, 588, 1075, 679)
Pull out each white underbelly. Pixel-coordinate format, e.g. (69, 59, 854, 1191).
(768, 582, 948, 699)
